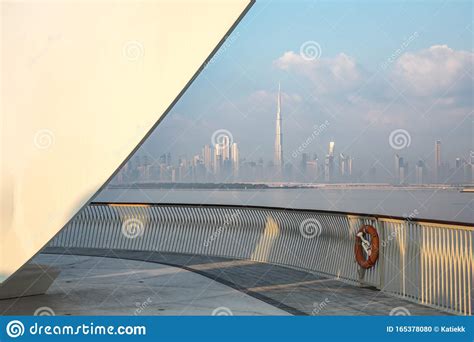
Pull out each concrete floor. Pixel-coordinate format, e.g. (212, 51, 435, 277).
(0, 254, 289, 316)
(0, 249, 451, 316)
(42, 248, 451, 316)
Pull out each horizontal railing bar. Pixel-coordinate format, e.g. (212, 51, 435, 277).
(90, 202, 474, 228)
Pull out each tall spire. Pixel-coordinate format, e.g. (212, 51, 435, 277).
(274, 82, 283, 175)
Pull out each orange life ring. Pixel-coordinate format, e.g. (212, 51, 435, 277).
(354, 225, 379, 269)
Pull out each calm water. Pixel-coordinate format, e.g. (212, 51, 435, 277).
(96, 188, 473, 224)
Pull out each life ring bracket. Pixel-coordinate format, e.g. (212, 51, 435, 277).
(355, 225, 379, 269)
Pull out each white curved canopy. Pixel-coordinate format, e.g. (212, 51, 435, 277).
(0, 0, 251, 282)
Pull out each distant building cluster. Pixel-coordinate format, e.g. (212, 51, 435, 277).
(115, 140, 240, 184)
(114, 140, 353, 184)
(114, 84, 473, 186)
(114, 139, 473, 186)
(394, 140, 473, 185)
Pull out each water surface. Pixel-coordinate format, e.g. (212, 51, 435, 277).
(96, 188, 473, 224)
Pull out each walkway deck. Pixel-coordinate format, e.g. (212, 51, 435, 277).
(0, 248, 447, 315)
(1, 248, 450, 316)
(0, 254, 288, 316)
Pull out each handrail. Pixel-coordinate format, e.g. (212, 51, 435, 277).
(50, 203, 473, 315)
(90, 202, 474, 228)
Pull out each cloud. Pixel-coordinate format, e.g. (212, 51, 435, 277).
(215, 88, 303, 120)
(274, 45, 473, 103)
(273, 51, 365, 95)
(391, 45, 473, 99)
(273, 45, 473, 123)
(144, 45, 472, 169)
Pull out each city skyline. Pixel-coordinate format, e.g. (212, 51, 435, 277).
(115, 137, 473, 186)
(115, 88, 473, 185)
(114, 1, 472, 186)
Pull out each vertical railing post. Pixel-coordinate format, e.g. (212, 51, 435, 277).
(378, 218, 385, 291)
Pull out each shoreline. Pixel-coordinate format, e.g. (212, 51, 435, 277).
(107, 182, 471, 192)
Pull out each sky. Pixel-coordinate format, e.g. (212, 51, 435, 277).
(137, 0, 473, 178)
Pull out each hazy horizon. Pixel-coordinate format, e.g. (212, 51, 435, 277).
(112, 0, 473, 185)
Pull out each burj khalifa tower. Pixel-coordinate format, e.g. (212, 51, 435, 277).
(274, 82, 283, 175)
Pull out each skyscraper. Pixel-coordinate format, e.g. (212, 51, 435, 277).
(347, 156, 353, 177)
(231, 142, 239, 178)
(394, 154, 401, 183)
(324, 155, 330, 182)
(328, 141, 335, 157)
(213, 144, 222, 175)
(325, 141, 335, 182)
(221, 136, 230, 161)
(339, 153, 345, 177)
(202, 145, 212, 172)
(435, 140, 441, 182)
(416, 160, 425, 185)
(274, 82, 283, 174)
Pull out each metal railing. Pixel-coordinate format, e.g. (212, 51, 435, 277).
(47, 203, 473, 315)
